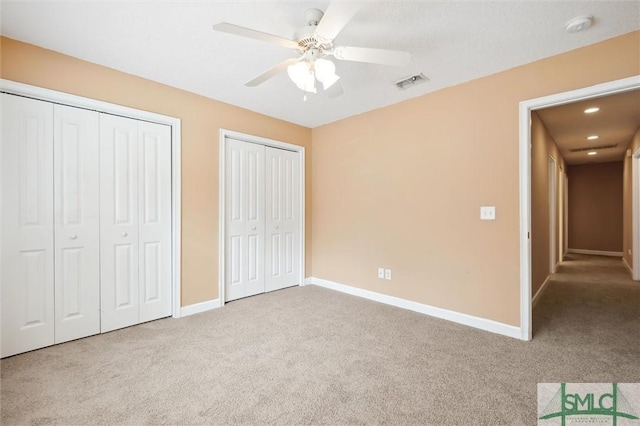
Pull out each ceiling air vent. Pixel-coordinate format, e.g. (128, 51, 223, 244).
(569, 144, 617, 153)
(395, 73, 429, 90)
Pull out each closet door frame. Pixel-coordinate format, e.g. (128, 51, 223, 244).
(218, 129, 305, 306)
(0, 79, 183, 320)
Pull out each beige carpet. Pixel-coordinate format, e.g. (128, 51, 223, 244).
(1, 254, 639, 425)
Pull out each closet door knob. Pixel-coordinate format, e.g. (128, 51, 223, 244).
(251, 226, 257, 231)
(70, 235, 78, 240)
(122, 232, 128, 238)
(275, 225, 279, 230)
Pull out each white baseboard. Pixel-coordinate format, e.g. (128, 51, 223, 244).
(180, 298, 221, 317)
(532, 276, 551, 308)
(622, 257, 633, 276)
(307, 277, 522, 340)
(567, 248, 623, 257)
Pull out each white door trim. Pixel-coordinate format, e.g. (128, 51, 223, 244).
(563, 173, 569, 257)
(549, 156, 557, 274)
(0, 79, 183, 319)
(632, 146, 640, 280)
(219, 129, 305, 306)
(519, 75, 640, 341)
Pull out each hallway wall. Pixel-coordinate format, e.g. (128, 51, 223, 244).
(531, 112, 566, 298)
(623, 125, 640, 271)
(568, 161, 623, 253)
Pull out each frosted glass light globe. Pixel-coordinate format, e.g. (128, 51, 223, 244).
(287, 61, 316, 93)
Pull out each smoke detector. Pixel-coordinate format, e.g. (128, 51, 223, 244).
(395, 73, 429, 90)
(565, 16, 593, 33)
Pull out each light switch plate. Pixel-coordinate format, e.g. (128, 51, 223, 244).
(378, 268, 385, 279)
(480, 206, 496, 220)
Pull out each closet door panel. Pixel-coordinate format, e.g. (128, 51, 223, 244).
(53, 104, 100, 344)
(138, 121, 172, 322)
(265, 147, 300, 293)
(100, 114, 139, 333)
(1, 94, 55, 357)
(244, 145, 265, 297)
(225, 139, 265, 302)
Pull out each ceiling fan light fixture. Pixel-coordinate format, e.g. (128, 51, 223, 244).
(300, 72, 317, 93)
(314, 58, 340, 90)
(214, 4, 411, 98)
(321, 73, 340, 90)
(288, 58, 339, 93)
(314, 58, 335, 81)
(287, 61, 317, 93)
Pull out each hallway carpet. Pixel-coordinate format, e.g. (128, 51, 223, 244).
(1, 254, 638, 425)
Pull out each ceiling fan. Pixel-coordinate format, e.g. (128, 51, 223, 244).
(213, 2, 411, 98)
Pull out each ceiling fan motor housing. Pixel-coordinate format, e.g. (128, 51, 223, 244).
(304, 8, 323, 26)
(294, 8, 333, 54)
(294, 26, 320, 51)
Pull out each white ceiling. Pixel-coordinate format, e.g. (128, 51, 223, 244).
(537, 89, 640, 165)
(1, 1, 639, 128)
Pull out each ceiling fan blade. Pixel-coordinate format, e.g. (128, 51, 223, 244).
(333, 46, 411, 67)
(314, 2, 361, 42)
(245, 57, 301, 87)
(213, 22, 298, 50)
(325, 80, 344, 98)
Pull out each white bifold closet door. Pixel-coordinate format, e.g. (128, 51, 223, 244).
(1, 94, 173, 357)
(53, 104, 101, 344)
(225, 138, 266, 301)
(1, 95, 56, 356)
(265, 147, 300, 292)
(225, 138, 300, 302)
(99, 114, 172, 333)
(1, 95, 100, 357)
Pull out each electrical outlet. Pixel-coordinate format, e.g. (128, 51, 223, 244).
(378, 268, 385, 279)
(384, 269, 392, 280)
(629, 249, 632, 255)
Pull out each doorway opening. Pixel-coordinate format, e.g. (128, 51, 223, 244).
(519, 75, 640, 341)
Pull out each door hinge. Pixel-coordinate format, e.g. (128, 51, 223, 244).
(528, 232, 530, 239)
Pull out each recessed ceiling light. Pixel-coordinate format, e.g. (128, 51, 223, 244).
(587, 135, 599, 140)
(584, 107, 600, 114)
(587, 151, 598, 156)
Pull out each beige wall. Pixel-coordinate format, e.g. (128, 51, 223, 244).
(312, 31, 640, 327)
(567, 162, 623, 252)
(622, 126, 640, 269)
(531, 112, 566, 298)
(3, 30, 639, 327)
(0, 37, 313, 306)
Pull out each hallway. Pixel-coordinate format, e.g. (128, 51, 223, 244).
(533, 253, 640, 352)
